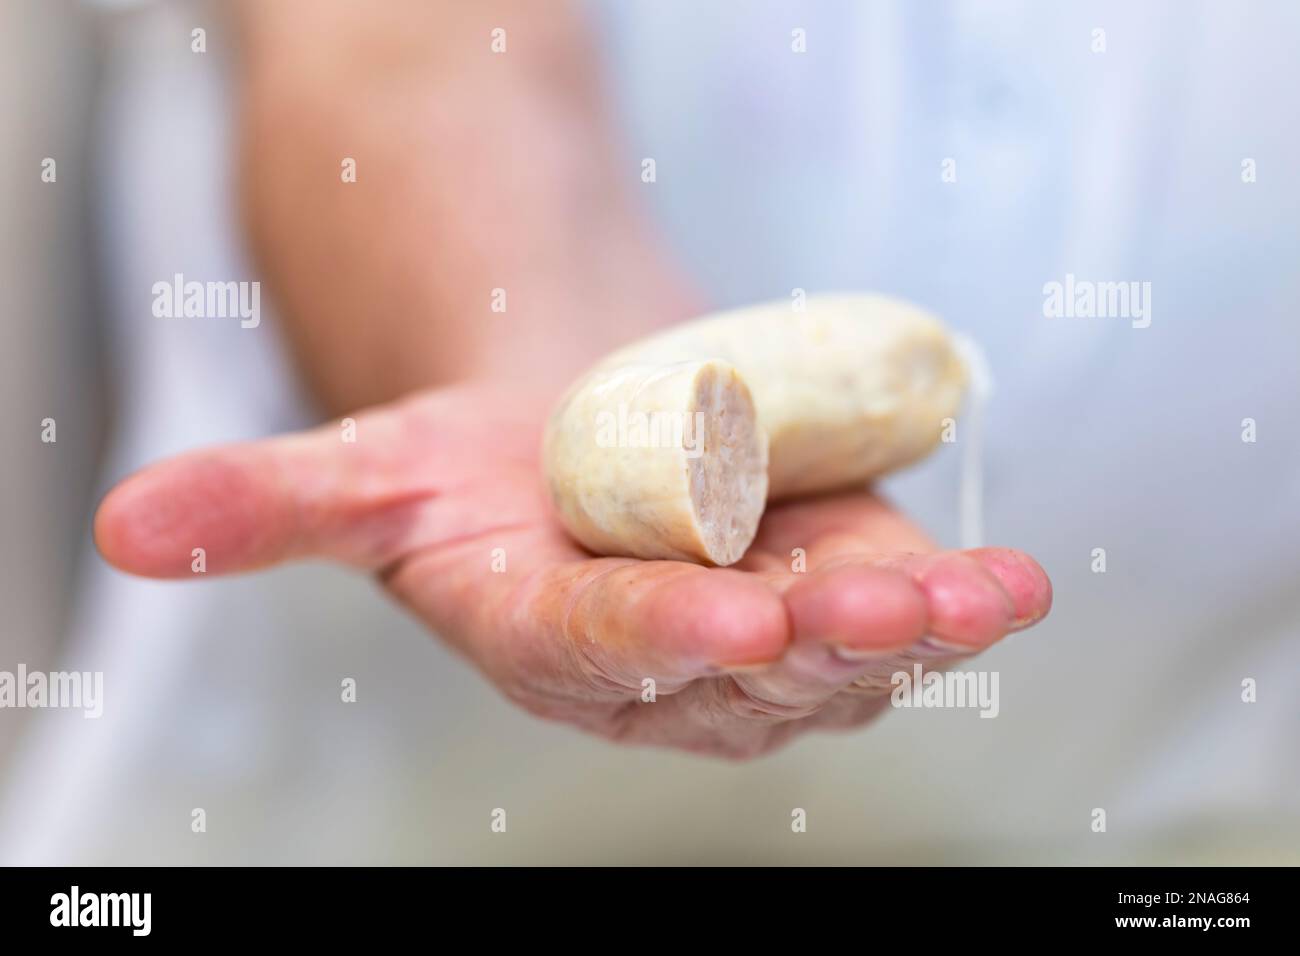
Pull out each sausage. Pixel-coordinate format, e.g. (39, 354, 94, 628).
(542, 359, 768, 565)
(542, 294, 967, 565)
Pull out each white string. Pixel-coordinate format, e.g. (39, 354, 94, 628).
(950, 333, 994, 550)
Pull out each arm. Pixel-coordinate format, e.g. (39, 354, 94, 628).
(234, 0, 700, 412)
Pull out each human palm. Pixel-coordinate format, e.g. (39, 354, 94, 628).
(96, 381, 1051, 758)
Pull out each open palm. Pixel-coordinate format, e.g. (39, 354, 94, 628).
(95, 381, 1051, 758)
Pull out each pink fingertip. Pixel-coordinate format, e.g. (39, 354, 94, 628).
(969, 547, 1054, 630)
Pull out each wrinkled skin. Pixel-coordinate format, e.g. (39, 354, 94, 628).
(95, 383, 1052, 759)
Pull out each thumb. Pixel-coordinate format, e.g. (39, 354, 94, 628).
(92, 391, 492, 578)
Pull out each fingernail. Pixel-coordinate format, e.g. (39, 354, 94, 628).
(918, 635, 978, 655)
(827, 642, 900, 663)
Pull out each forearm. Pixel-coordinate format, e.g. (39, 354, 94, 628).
(233, 0, 700, 413)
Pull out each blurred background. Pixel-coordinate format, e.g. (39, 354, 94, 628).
(1, 0, 1297, 864)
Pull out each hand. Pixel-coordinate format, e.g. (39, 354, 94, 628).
(94, 382, 1052, 759)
